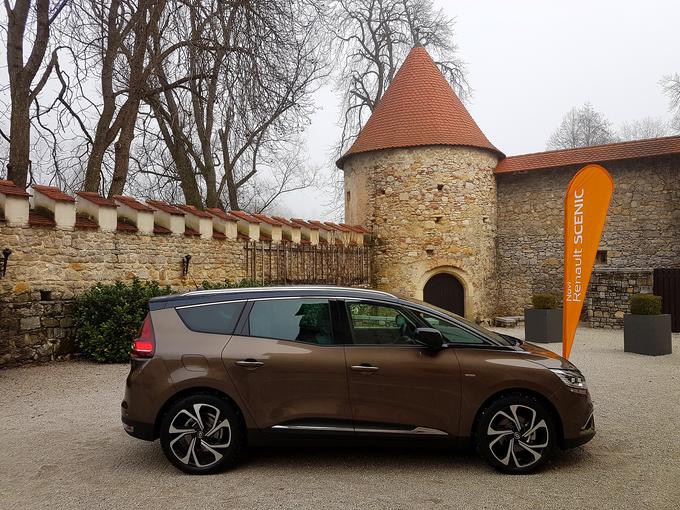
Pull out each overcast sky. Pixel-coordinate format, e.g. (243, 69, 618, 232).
(288, 0, 680, 220)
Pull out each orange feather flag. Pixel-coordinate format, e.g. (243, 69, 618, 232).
(563, 164, 614, 359)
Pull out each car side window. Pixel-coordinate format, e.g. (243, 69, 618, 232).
(415, 310, 485, 345)
(247, 299, 333, 345)
(346, 302, 417, 345)
(177, 301, 246, 335)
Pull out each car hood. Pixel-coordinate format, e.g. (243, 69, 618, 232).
(517, 341, 578, 370)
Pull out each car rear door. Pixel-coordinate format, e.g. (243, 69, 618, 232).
(222, 297, 352, 430)
(340, 299, 462, 436)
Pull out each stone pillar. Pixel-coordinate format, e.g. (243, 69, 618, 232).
(75, 192, 118, 231)
(32, 185, 76, 230)
(0, 180, 30, 226)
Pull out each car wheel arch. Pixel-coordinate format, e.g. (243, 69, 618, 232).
(154, 386, 247, 440)
(470, 388, 564, 447)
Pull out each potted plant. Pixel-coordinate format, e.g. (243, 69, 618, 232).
(524, 293, 562, 343)
(624, 294, 672, 356)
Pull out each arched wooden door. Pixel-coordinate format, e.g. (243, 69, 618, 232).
(423, 273, 465, 316)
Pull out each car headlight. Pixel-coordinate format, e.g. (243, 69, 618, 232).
(550, 369, 587, 390)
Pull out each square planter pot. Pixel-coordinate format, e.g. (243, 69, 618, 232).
(524, 308, 562, 343)
(624, 314, 672, 356)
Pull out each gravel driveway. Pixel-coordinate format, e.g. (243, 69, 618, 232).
(1, 327, 679, 510)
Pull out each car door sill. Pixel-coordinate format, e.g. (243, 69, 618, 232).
(271, 424, 448, 436)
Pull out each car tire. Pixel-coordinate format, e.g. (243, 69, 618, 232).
(160, 393, 244, 474)
(475, 392, 557, 474)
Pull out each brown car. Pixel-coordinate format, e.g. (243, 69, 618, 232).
(122, 286, 594, 474)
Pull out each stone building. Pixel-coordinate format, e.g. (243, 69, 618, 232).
(338, 46, 680, 325)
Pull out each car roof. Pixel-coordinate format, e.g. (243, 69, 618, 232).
(149, 285, 399, 310)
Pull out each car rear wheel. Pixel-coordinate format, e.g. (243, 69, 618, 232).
(160, 393, 244, 474)
(475, 393, 556, 474)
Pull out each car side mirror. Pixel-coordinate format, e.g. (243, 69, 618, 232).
(415, 327, 444, 350)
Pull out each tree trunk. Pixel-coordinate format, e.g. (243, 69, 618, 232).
(7, 92, 31, 186)
(108, 101, 139, 197)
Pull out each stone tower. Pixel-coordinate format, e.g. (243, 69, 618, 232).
(337, 46, 503, 321)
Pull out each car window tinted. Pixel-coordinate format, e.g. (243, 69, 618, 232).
(248, 299, 333, 344)
(414, 311, 485, 344)
(347, 302, 417, 345)
(177, 302, 245, 335)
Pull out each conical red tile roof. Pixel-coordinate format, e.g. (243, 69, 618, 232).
(337, 46, 502, 167)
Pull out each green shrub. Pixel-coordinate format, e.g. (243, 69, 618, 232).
(200, 278, 266, 290)
(629, 294, 662, 315)
(73, 278, 173, 363)
(532, 293, 559, 309)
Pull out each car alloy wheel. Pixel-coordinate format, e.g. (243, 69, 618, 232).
(476, 393, 556, 474)
(487, 404, 549, 469)
(160, 394, 243, 474)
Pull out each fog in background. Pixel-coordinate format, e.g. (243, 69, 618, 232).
(289, 0, 680, 219)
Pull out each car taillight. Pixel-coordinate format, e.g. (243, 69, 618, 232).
(131, 314, 155, 358)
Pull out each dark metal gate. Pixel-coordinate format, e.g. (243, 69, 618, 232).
(244, 241, 371, 286)
(653, 268, 680, 332)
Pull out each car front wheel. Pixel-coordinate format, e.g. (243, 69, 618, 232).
(160, 393, 244, 474)
(475, 393, 556, 474)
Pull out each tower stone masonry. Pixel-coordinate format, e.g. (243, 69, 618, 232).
(337, 46, 680, 325)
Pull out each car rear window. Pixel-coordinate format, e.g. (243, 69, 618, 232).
(247, 299, 333, 344)
(176, 301, 245, 335)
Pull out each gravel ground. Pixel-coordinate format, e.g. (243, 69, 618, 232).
(1, 327, 679, 510)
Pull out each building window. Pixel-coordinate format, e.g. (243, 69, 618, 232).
(595, 250, 608, 265)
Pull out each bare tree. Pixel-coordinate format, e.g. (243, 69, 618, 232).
(661, 73, 680, 133)
(547, 103, 615, 150)
(618, 117, 669, 141)
(142, 0, 328, 210)
(329, 0, 468, 153)
(3, 0, 67, 186)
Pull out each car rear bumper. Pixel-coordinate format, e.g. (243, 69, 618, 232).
(121, 414, 155, 441)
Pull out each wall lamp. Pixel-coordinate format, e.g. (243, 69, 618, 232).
(182, 254, 192, 277)
(1, 248, 11, 278)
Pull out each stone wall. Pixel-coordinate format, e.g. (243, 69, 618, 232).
(0, 225, 246, 367)
(344, 145, 500, 321)
(586, 269, 653, 328)
(496, 155, 680, 316)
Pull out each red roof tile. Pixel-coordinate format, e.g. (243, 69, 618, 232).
(212, 230, 227, 240)
(337, 46, 501, 168)
(340, 223, 371, 234)
(237, 232, 250, 241)
(184, 226, 200, 237)
(74, 213, 99, 229)
(113, 195, 154, 212)
(229, 210, 260, 223)
(259, 232, 272, 242)
(252, 213, 283, 226)
(495, 135, 680, 174)
(32, 184, 75, 202)
(175, 203, 212, 218)
(271, 216, 298, 228)
(147, 200, 184, 215)
(153, 224, 172, 235)
(324, 221, 351, 232)
(308, 220, 333, 231)
(206, 208, 238, 222)
(75, 191, 116, 208)
(291, 218, 318, 230)
(0, 180, 29, 197)
(28, 209, 56, 227)
(116, 219, 138, 233)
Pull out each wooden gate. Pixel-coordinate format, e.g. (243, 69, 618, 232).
(244, 242, 371, 286)
(653, 268, 680, 332)
(423, 273, 465, 316)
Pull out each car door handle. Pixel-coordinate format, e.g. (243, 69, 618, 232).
(351, 363, 379, 372)
(235, 359, 264, 368)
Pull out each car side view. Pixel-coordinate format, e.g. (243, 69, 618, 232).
(121, 286, 595, 475)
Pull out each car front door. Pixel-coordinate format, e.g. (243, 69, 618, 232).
(222, 297, 352, 430)
(341, 300, 462, 436)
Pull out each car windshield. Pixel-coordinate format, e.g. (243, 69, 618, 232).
(396, 295, 514, 346)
